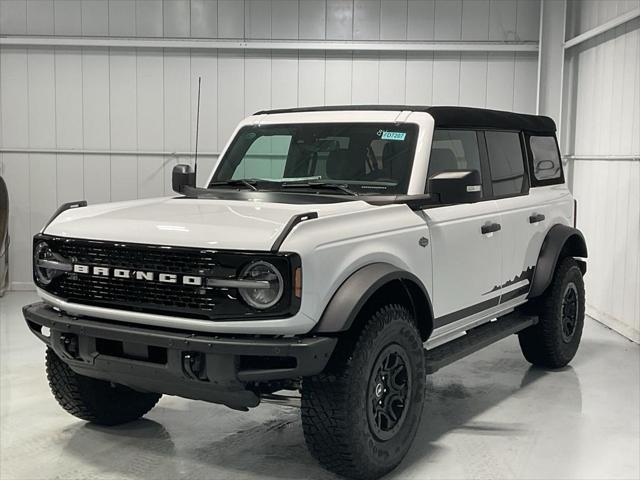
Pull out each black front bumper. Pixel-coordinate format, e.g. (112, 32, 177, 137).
(23, 302, 336, 410)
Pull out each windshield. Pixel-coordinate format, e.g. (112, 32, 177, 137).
(210, 123, 418, 195)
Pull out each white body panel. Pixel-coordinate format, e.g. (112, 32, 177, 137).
(45, 196, 375, 251)
(425, 200, 502, 319)
(495, 184, 573, 281)
(419, 184, 573, 345)
(281, 204, 432, 325)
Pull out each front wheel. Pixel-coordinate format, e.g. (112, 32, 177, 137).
(301, 305, 425, 480)
(519, 257, 585, 369)
(46, 348, 162, 426)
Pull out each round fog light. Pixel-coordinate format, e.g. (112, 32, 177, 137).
(238, 261, 284, 309)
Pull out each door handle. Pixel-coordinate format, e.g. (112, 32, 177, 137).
(529, 213, 546, 224)
(481, 222, 501, 234)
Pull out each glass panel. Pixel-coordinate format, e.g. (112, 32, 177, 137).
(428, 129, 482, 177)
(530, 135, 562, 181)
(231, 135, 291, 180)
(485, 131, 525, 197)
(213, 123, 418, 195)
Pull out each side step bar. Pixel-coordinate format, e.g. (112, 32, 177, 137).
(425, 312, 538, 374)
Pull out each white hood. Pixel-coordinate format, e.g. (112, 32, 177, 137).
(44, 196, 374, 251)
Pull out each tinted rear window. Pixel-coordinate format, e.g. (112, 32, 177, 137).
(530, 135, 563, 181)
(485, 131, 526, 197)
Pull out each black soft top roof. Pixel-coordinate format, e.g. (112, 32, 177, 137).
(254, 105, 556, 134)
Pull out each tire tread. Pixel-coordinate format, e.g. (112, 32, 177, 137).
(301, 305, 423, 480)
(519, 257, 585, 368)
(46, 348, 161, 425)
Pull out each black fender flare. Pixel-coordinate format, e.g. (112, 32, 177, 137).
(529, 224, 588, 298)
(313, 262, 434, 339)
(44, 200, 87, 231)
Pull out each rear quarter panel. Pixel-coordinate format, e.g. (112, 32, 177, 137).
(496, 183, 574, 283)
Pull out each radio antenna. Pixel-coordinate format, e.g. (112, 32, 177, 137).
(194, 76, 202, 181)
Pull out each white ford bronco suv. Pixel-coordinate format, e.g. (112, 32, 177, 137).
(24, 106, 587, 479)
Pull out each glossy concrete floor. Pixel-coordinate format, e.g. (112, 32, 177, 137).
(1, 292, 639, 480)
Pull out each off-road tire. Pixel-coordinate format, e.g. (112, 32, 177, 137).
(46, 348, 161, 425)
(301, 305, 425, 480)
(519, 257, 585, 368)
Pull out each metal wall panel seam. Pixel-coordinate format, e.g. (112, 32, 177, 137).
(0, 36, 540, 52)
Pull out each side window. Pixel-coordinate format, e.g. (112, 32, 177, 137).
(427, 130, 482, 190)
(485, 131, 527, 197)
(231, 135, 292, 179)
(529, 135, 563, 182)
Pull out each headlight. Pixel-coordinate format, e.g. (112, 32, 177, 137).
(238, 261, 284, 309)
(33, 240, 71, 286)
(34, 241, 56, 285)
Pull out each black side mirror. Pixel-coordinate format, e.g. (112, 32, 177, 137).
(428, 169, 482, 204)
(172, 164, 196, 194)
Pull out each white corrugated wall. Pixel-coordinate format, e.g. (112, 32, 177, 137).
(563, 0, 640, 341)
(0, 0, 541, 290)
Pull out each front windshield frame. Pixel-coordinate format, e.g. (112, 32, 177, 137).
(209, 122, 419, 195)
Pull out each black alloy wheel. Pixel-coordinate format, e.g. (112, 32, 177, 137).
(367, 344, 412, 441)
(561, 282, 579, 343)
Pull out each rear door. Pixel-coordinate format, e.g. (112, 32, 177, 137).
(483, 130, 543, 304)
(423, 129, 503, 329)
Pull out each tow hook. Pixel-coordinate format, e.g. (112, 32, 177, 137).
(182, 352, 208, 381)
(60, 333, 80, 360)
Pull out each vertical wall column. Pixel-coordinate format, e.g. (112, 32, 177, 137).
(537, 0, 566, 133)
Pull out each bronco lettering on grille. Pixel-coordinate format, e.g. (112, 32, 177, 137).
(72, 264, 203, 286)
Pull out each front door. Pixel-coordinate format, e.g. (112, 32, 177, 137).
(423, 129, 502, 329)
(426, 202, 503, 328)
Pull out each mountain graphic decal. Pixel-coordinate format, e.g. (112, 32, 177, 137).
(483, 266, 535, 295)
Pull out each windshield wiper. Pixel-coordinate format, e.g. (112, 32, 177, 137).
(208, 179, 259, 191)
(208, 179, 358, 196)
(280, 181, 358, 196)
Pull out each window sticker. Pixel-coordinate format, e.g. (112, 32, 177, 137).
(378, 130, 406, 141)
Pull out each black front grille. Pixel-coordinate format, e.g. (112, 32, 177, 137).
(55, 240, 229, 276)
(37, 236, 298, 320)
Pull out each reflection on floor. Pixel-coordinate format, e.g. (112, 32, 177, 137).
(1, 292, 639, 480)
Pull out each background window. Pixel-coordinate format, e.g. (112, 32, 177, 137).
(485, 131, 526, 197)
(530, 135, 563, 181)
(428, 129, 482, 179)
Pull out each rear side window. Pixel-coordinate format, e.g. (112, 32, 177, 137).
(485, 131, 527, 197)
(529, 135, 563, 182)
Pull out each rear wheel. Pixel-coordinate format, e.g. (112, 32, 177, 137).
(519, 257, 585, 368)
(301, 305, 425, 480)
(46, 348, 161, 426)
